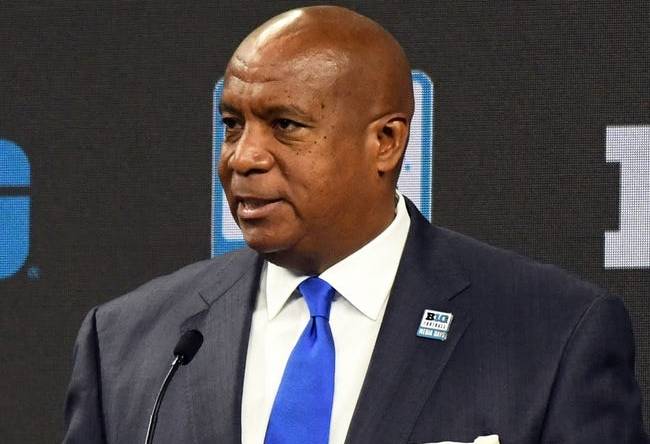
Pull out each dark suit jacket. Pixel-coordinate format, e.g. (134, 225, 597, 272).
(64, 200, 648, 443)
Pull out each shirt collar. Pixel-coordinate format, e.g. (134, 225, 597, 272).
(265, 192, 411, 320)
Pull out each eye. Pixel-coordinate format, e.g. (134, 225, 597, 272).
(273, 118, 300, 131)
(221, 116, 243, 143)
(222, 117, 240, 129)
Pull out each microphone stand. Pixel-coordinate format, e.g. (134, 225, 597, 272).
(144, 355, 182, 444)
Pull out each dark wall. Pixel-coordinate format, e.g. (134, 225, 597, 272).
(0, 2, 648, 442)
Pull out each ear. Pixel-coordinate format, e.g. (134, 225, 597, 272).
(367, 113, 410, 178)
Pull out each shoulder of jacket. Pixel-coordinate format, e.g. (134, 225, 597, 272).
(97, 247, 259, 315)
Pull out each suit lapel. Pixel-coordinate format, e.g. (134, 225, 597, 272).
(346, 202, 472, 444)
(179, 250, 262, 444)
(170, 202, 472, 443)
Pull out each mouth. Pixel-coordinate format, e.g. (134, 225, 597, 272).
(236, 197, 283, 220)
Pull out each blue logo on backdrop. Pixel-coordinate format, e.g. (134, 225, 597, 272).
(211, 70, 434, 257)
(0, 140, 31, 279)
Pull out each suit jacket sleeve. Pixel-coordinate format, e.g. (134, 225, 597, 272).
(63, 307, 107, 444)
(540, 295, 648, 443)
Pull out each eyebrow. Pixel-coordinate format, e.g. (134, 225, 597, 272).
(219, 102, 241, 116)
(219, 101, 314, 123)
(263, 104, 312, 119)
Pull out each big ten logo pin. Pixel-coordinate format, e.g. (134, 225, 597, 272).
(417, 309, 453, 341)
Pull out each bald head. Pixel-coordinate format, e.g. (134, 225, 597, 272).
(219, 7, 415, 273)
(228, 6, 414, 125)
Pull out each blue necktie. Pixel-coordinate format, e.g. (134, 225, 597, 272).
(264, 277, 336, 444)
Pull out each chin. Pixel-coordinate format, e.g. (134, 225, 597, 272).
(242, 231, 290, 254)
(242, 234, 311, 272)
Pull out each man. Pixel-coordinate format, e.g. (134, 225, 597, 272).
(64, 6, 648, 444)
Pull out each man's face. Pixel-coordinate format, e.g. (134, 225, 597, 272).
(218, 48, 381, 270)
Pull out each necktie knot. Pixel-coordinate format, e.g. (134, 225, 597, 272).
(298, 276, 335, 319)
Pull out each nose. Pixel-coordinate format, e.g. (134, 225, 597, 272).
(225, 126, 274, 176)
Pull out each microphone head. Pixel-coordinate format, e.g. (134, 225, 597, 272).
(173, 330, 204, 365)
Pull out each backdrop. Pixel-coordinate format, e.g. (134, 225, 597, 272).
(0, 1, 648, 442)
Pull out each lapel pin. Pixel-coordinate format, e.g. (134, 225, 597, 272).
(417, 309, 454, 341)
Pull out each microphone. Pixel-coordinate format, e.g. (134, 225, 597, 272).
(144, 330, 204, 444)
(173, 330, 204, 365)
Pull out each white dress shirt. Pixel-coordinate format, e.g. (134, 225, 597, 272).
(241, 193, 411, 444)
